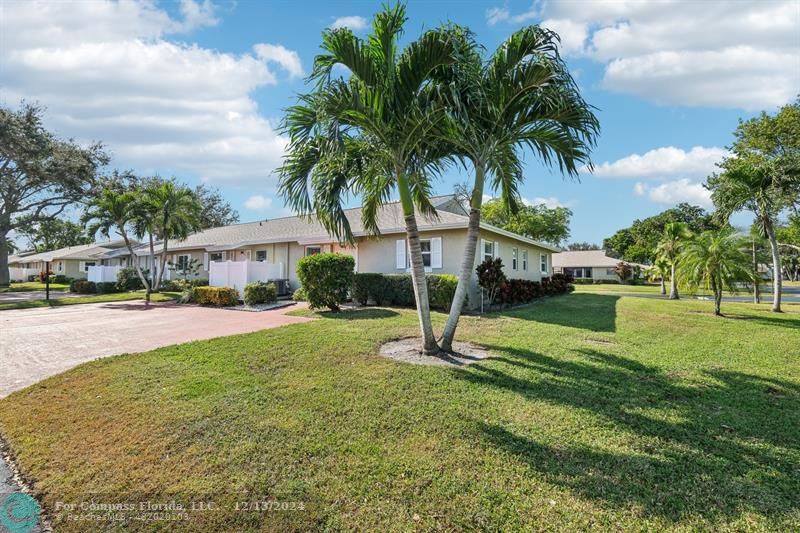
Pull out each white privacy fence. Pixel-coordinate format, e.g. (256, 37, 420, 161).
(209, 260, 285, 297)
(87, 265, 123, 283)
(8, 267, 39, 282)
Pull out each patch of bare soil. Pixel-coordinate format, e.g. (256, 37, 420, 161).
(379, 338, 493, 366)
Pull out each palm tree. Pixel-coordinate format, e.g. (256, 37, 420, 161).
(678, 230, 751, 316)
(434, 25, 599, 352)
(82, 189, 152, 300)
(707, 156, 787, 312)
(647, 258, 670, 296)
(141, 181, 201, 290)
(656, 222, 691, 300)
(278, 4, 455, 354)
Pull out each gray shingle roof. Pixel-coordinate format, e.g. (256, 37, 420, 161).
(14, 240, 129, 263)
(552, 250, 644, 268)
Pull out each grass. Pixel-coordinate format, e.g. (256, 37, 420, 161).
(0, 291, 180, 311)
(0, 282, 70, 293)
(0, 295, 798, 530)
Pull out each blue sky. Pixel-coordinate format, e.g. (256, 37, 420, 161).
(2, 0, 798, 245)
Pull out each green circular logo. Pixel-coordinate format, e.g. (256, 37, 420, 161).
(0, 492, 40, 533)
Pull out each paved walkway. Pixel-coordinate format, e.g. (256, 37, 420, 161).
(0, 301, 311, 399)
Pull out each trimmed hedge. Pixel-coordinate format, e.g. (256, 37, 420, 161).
(116, 267, 148, 291)
(95, 281, 120, 294)
(296, 253, 355, 311)
(496, 273, 575, 306)
(193, 286, 239, 306)
(292, 287, 307, 302)
(70, 280, 96, 294)
(244, 282, 277, 306)
(350, 273, 462, 311)
(49, 275, 73, 284)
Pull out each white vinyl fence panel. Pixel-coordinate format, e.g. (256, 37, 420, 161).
(209, 260, 284, 298)
(87, 265, 123, 283)
(8, 267, 39, 282)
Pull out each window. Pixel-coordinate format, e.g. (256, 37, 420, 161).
(482, 240, 495, 262)
(567, 267, 592, 278)
(57, 261, 63, 273)
(176, 255, 190, 270)
(540, 254, 548, 274)
(256, 250, 267, 262)
(522, 250, 528, 271)
(606, 268, 616, 276)
(209, 252, 223, 262)
(419, 239, 432, 267)
(83, 261, 96, 272)
(512, 248, 518, 270)
(306, 246, 322, 256)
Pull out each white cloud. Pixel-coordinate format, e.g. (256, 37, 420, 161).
(593, 146, 728, 179)
(253, 43, 304, 78)
(485, 0, 800, 109)
(244, 194, 273, 211)
(524, 196, 571, 209)
(634, 179, 712, 208)
(0, 0, 298, 185)
(330, 16, 368, 31)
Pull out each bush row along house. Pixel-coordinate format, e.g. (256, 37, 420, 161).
(8, 196, 560, 306)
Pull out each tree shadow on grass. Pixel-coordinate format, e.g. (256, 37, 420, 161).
(452, 346, 800, 524)
(315, 308, 400, 320)
(720, 312, 800, 330)
(498, 293, 619, 332)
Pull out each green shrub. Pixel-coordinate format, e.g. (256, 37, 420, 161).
(192, 278, 209, 287)
(178, 287, 196, 304)
(427, 274, 460, 311)
(116, 267, 148, 291)
(593, 279, 620, 285)
(244, 282, 277, 306)
(476, 257, 506, 307)
(50, 275, 72, 284)
(352, 273, 388, 305)
(296, 253, 355, 311)
(293, 287, 307, 301)
(95, 281, 120, 294)
(193, 286, 239, 306)
(384, 274, 414, 306)
(70, 280, 96, 294)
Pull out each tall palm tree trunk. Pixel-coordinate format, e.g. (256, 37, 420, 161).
(752, 239, 760, 304)
(147, 233, 157, 303)
(405, 214, 439, 355)
(713, 277, 722, 316)
(398, 171, 438, 355)
(441, 167, 484, 352)
(441, 206, 480, 351)
(659, 276, 666, 296)
(121, 233, 150, 299)
(669, 262, 680, 300)
(765, 222, 782, 312)
(155, 237, 169, 291)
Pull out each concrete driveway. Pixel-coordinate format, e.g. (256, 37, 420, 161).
(0, 301, 312, 398)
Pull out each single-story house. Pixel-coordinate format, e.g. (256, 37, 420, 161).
(552, 250, 644, 282)
(100, 195, 560, 306)
(7, 241, 131, 281)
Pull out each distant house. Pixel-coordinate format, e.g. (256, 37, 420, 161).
(98, 195, 560, 305)
(7, 241, 131, 281)
(552, 250, 643, 282)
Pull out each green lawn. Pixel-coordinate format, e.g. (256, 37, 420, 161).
(0, 295, 797, 530)
(0, 281, 70, 293)
(0, 291, 179, 311)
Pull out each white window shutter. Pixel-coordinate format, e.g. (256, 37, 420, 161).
(79, 261, 85, 272)
(203, 253, 209, 271)
(480, 239, 487, 258)
(494, 241, 500, 259)
(396, 239, 406, 269)
(431, 237, 442, 269)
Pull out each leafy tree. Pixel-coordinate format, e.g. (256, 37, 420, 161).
(646, 257, 670, 295)
(708, 98, 800, 312)
(566, 242, 599, 251)
(678, 230, 751, 316)
(656, 222, 692, 300)
(435, 25, 597, 351)
(194, 184, 240, 229)
(603, 203, 717, 263)
(613, 262, 632, 283)
(0, 102, 107, 286)
(476, 257, 506, 309)
(18, 218, 93, 252)
(481, 199, 573, 245)
(82, 189, 153, 300)
(278, 4, 455, 354)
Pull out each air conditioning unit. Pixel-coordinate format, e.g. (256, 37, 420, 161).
(268, 278, 291, 296)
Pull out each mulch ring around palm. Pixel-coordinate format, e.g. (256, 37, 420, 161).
(379, 337, 493, 366)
